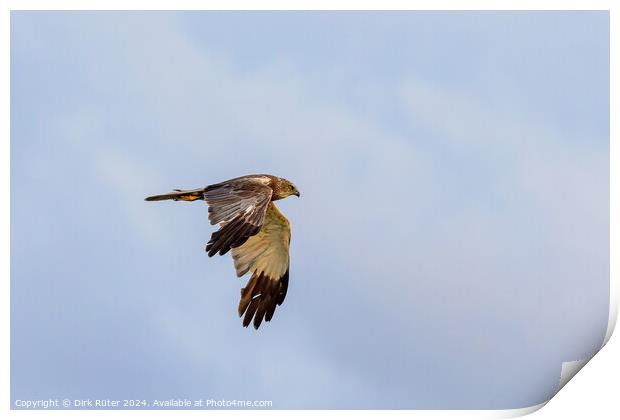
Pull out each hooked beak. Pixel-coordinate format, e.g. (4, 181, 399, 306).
(294, 190, 300, 197)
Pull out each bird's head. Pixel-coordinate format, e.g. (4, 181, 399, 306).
(279, 178, 300, 198)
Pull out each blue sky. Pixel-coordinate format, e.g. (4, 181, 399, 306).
(11, 11, 609, 409)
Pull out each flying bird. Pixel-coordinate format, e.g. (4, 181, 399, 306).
(145, 174, 300, 329)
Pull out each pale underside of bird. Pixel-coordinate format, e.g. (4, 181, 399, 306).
(145, 174, 300, 329)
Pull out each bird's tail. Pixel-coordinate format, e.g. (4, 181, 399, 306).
(145, 188, 205, 202)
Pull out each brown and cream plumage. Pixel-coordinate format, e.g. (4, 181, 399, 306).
(145, 174, 299, 329)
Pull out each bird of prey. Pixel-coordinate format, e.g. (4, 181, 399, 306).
(145, 174, 300, 329)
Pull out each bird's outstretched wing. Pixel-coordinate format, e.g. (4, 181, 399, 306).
(204, 178, 273, 257)
(232, 202, 290, 329)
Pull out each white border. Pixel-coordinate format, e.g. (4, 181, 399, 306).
(2, 0, 616, 11)
(2, 1, 617, 419)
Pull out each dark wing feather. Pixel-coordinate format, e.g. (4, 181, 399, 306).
(239, 271, 289, 329)
(204, 177, 273, 257)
